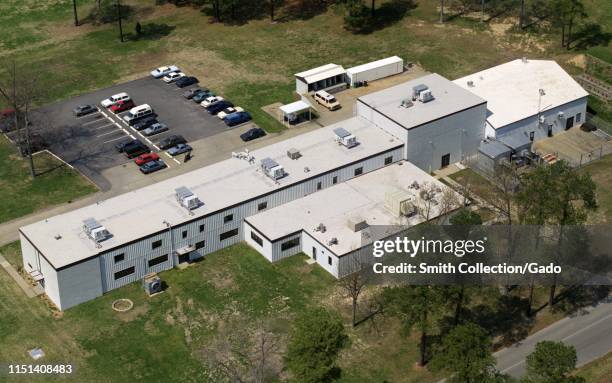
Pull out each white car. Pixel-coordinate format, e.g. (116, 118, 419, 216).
(162, 72, 185, 83)
(200, 96, 224, 108)
(101, 92, 130, 108)
(217, 106, 244, 119)
(150, 65, 180, 78)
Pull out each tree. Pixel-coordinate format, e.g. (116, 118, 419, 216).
(285, 308, 348, 383)
(339, 258, 371, 327)
(450, 209, 483, 226)
(551, 0, 587, 49)
(268, 0, 285, 21)
(135, 22, 142, 35)
(522, 341, 584, 383)
(430, 323, 498, 383)
(383, 286, 444, 366)
(72, 0, 79, 26)
(440, 0, 445, 23)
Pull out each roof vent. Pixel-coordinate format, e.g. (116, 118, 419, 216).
(261, 157, 286, 180)
(287, 148, 301, 160)
(467, 80, 475, 87)
(347, 217, 368, 232)
(522, 57, 528, 63)
(175, 186, 202, 211)
(334, 128, 358, 148)
(327, 237, 338, 246)
(314, 223, 326, 233)
(400, 99, 414, 108)
(83, 218, 111, 244)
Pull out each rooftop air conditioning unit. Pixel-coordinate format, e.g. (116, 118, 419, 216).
(347, 217, 368, 232)
(143, 273, 163, 296)
(385, 190, 415, 217)
(333, 128, 358, 148)
(327, 237, 338, 246)
(83, 218, 111, 243)
(287, 148, 301, 160)
(419, 89, 434, 103)
(261, 157, 286, 180)
(175, 186, 202, 211)
(412, 84, 429, 98)
(467, 80, 475, 87)
(314, 223, 326, 233)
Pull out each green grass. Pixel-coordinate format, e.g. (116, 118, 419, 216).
(574, 351, 612, 383)
(449, 168, 499, 204)
(0, 136, 97, 223)
(581, 154, 612, 224)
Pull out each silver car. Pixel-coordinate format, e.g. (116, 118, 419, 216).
(143, 122, 168, 136)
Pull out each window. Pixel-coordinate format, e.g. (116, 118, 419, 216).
(251, 231, 263, 246)
(199, 224, 205, 232)
(281, 237, 300, 251)
(354, 167, 363, 176)
(332, 176, 338, 184)
(182, 230, 188, 239)
(220, 228, 239, 241)
(114, 266, 135, 280)
(224, 214, 234, 224)
(152, 240, 162, 249)
(114, 253, 125, 263)
(384, 156, 393, 165)
(258, 201, 268, 211)
(328, 256, 332, 265)
(195, 240, 205, 249)
(317, 181, 322, 190)
(576, 113, 582, 123)
(148, 254, 168, 267)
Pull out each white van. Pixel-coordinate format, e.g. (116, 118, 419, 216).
(314, 90, 341, 111)
(123, 104, 153, 125)
(101, 92, 130, 108)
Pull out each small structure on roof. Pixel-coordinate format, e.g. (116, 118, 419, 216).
(295, 64, 346, 94)
(279, 100, 312, 126)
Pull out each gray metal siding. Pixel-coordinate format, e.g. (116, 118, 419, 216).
(271, 233, 303, 262)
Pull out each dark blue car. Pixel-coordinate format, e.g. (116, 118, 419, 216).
(206, 101, 234, 115)
(139, 159, 167, 174)
(175, 76, 199, 88)
(224, 111, 252, 127)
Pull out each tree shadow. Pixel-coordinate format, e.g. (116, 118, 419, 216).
(551, 285, 611, 316)
(347, 0, 417, 34)
(280, 0, 330, 22)
(199, 2, 267, 26)
(126, 23, 176, 41)
(571, 23, 612, 50)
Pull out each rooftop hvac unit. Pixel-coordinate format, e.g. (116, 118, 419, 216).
(400, 99, 414, 108)
(347, 217, 368, 232)
(287, 148, 301, 160)
(175, 186, 202, 211)
(83, 218, 111, 243)
(467, 80, 475, 87)
(412, 84, 429, 98)
(385, 190, 416, 217)
(333, 128, 358, 148)
(261, 157, 286, 180)
(419, 89, 434, 103)
(328, 237, 338, 246)
(314, 223, 326, 233)
(143, 273, 163, 296)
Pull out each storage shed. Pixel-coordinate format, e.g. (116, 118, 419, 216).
(279, 100, 312, 126)
(295, 64, 346, 94)
(477, 139, 512, 176)
(346, 56, 404, 87)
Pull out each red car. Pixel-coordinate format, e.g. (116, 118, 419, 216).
(134, 152, 160, 166)
(110, 100, 135, 114)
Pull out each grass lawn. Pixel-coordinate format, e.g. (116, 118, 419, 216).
(449, 168, 499, 205)
(574, 351, 612, 383)
(581, 153, 612, 224)
(0, 136, 97, 224)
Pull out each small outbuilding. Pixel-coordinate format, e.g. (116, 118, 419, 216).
(346, 56, 404, 87)
(279, 100, 312, 126)
(477, 139, 512, 175)
(295, 64, 346, 94)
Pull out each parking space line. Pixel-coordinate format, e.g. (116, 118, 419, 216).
(76, 110, 100, 119)
(81, 117, 105, 126)
(96, 130, 124, 138)
(92, 123, 115, 130)
(164, 152, 181, 165)
(103, 135, 128, 144)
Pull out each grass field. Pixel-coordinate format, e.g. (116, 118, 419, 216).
(0, 136, 97, 224)
(582, 153, 612, 224)
(575, 351, 612, 383)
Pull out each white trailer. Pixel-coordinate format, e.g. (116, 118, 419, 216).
(346, 56, 404, 87)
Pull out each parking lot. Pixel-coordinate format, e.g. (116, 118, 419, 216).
(36, 76, 256, 191)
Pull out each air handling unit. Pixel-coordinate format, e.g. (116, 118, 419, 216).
(412, 84, 434, 103)
(83, 218, 111, 243)
(143, 273, 163, 296)
(175, 186, 202, 211)
(334, 128, 358, 148)
(385, 189, 417, 217)
(261, 157, 286, 180)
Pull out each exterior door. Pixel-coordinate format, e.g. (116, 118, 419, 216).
(441, 153, 450, 168)
(312, 247, 317, 261)
(565, 116, 574, 130)
(548, 124, 553, 137)
(178, 253, 189, 264)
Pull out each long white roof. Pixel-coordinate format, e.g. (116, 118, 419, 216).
(454, 59, 588, 129)
(21, 117, 401, 269)
(295, 64, 346, 84)
(346, 56, 403, 75)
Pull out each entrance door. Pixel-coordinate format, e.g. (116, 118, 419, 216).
(565, 116, 574, 130)
(547, 125, 553, 137)
(441, 153, 450, 168)
(178, 253, 190, 264)
(312, 247, 317, 261)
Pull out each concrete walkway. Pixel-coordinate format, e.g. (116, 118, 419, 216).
(0, 254, 41, 298)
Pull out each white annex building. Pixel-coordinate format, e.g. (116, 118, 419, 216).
(19, 58, 588, 310)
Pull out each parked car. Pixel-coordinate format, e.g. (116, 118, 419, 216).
(132, 116, 158, 131)
(314, 90, 341, 111)
(134, 152, 160, 166)
(175, 76, 199, 88)
(159, 135, 186, 150)
(110, 99, 135, 114)
(73, 104, 97, 117)
(125, 143, 151, 159)
(224, 111, 252, 127)
(206, 100, 234, 115)
(101, 92, 130, 108)
(240, 127, 266, 142)
(167, 143, 192, 156)
(150, 65, 180, 78)
(140, 159, 167, 174)
(123, 104, 154, 125)
(192, 90, 214, 103)
(200, 96, 224, 108)
(143, 122, 169, 136)
(183, 88, 205, 100)
(217, 106, 244, 119)
(162, 72, 185, 83)
(115, 139, 143, 153)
